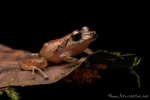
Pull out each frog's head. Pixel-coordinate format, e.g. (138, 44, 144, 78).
(67, 26, 98, 48)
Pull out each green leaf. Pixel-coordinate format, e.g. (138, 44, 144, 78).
(129, 56, 141, 88)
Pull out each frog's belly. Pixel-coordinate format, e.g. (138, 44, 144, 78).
(46, 50, 79, 64)
(47, 55, 63, 64)
(42, 47, 84, 64)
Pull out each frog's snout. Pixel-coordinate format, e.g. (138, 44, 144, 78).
(91, 31, 98, 38)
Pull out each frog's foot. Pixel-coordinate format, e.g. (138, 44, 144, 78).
(84, 48, 93, 55)
(31, 66, 49, 80)
(60, 52, 80, 64)
(79, 57, 86, 63)
(60, 52, 87, 64)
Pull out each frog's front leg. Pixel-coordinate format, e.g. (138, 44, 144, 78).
(83, 48, 94, 68)
(18, 57, 49, 79)
(84, 48, 93, 55)
(60, 52, 85, 64)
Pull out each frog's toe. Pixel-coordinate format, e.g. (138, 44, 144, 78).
(44, 75, 49, 80)
(79, 57, 86, 63)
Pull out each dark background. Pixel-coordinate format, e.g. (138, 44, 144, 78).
(0, 2, 149, 100)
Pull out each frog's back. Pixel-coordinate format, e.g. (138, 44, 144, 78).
(39, 34, 71, 63)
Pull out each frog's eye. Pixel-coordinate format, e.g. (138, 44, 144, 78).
(71, 30, 82, 41)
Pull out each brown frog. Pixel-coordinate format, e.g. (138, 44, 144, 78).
(19, 26, 98, 79)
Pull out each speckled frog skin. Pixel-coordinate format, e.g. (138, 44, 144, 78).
(19, 26, 98, 79)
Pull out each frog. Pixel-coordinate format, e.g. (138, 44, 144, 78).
(18, 26, 98, 79)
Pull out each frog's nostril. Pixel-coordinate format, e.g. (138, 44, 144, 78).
(91, 31, 97, 35)
(91, 31, 97, 36)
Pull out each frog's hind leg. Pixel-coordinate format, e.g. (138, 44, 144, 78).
(18, 57, 49, 80)
(31, 66, 49, 79)
(30, 53, 40, 58)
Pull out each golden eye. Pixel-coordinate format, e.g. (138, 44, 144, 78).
(71, 30, 82, 41)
